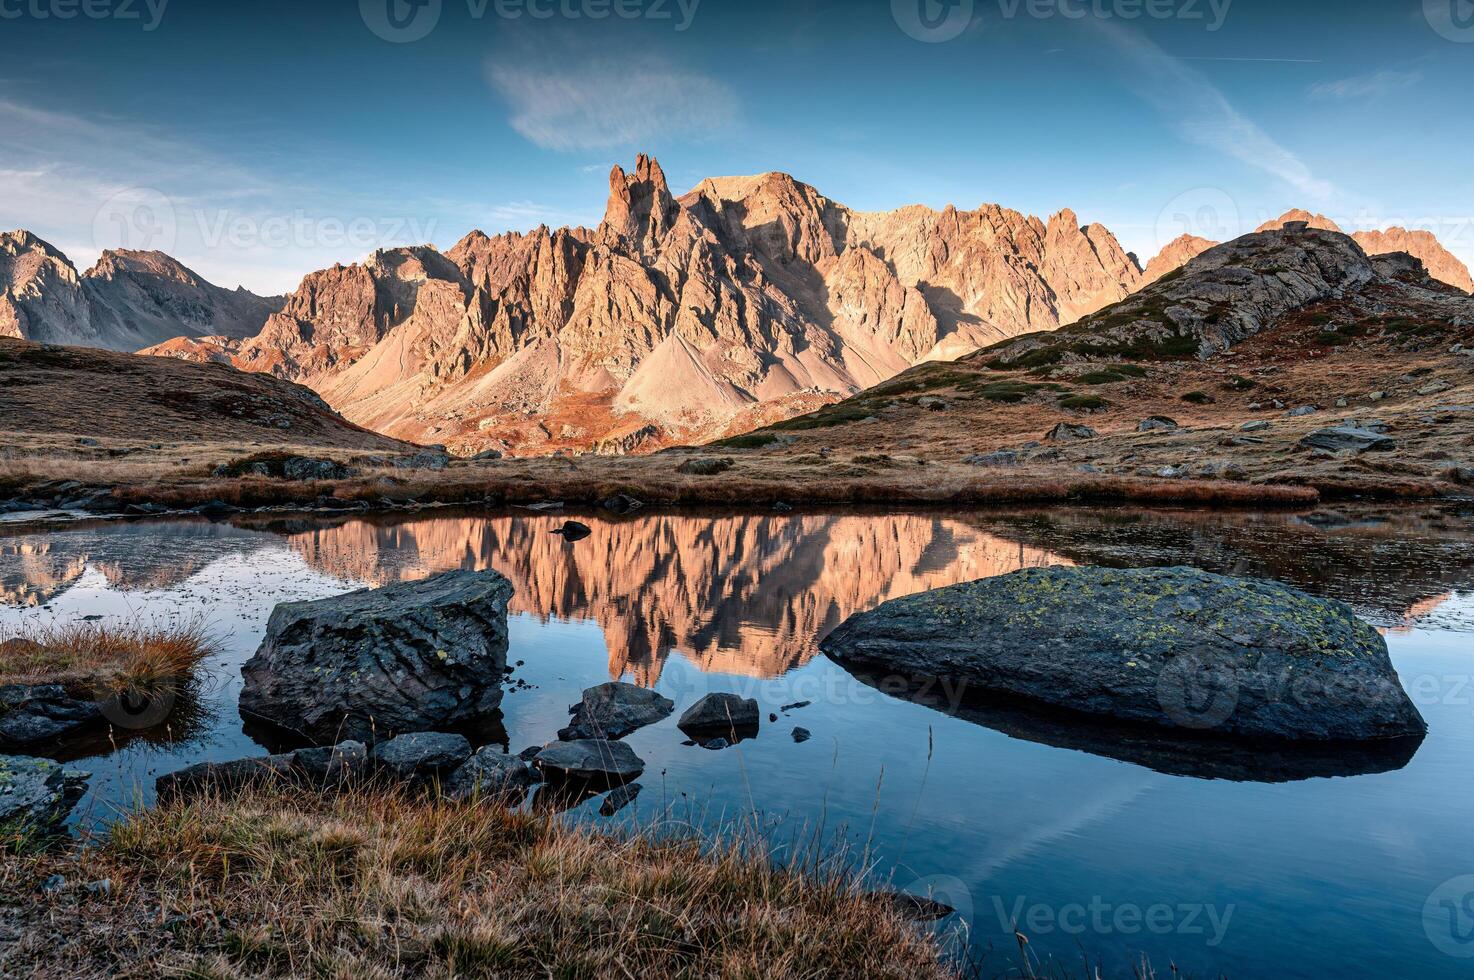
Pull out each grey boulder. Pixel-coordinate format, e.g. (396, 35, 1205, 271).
(240, 569, 514, 744)
(1299, 426, 1395, 453)
(963, 450, 1020, 468)
(155, 741, 376, 799)
(821, 566, 1425, 742)
(370, 732, 472, 782)
(1137, 416, 1179, 433)
(534, 739, 645, 783)
(1045, 423, 1097, 442)
(559, 682, 674, 741)
(0, 685, 100, 747)
(444, 747, 539, 803)
(0, 755, 88, 844)
(677, 693, 761, 736)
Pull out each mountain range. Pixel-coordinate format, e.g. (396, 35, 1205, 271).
(5, 158, 1471, 457)
(0, 231, 283, 351)
(1144, 209, 1474, 292)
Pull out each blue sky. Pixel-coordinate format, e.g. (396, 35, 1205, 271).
(2, 0, 1471, 293)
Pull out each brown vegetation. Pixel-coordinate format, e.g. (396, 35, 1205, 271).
(0, 785, 958, 979)
(0, 619, 214, 692)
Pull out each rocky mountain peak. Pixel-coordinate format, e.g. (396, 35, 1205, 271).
(1143, 234, 1217, 284)
(142, 154, 1163, 457)
(1256, 209, 1342, 233)
(601, 153, 677, 253)
(985, 225, 1393, 365)
(87, 249, 203, 287)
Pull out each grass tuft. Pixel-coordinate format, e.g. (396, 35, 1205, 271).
(0, 785, 960, 979)
(0, 619, 214, 692)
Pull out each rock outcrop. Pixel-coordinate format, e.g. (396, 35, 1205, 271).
(0, 231, 282, 351)
(986, 225, 1385, 364)
(0, 755, 89, 843)
(821, 566, 1427, 742)
(239, 569, 514, 744)
(142, 156, 1151, 456)
(1139, 211, 1474, 294)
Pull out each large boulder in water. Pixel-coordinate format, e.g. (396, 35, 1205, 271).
(820, 566, 1425, 742)
(240, 570, 514, 744)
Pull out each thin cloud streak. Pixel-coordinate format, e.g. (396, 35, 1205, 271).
(1084, 21, 1336, 202)
(1309, 69, 1423, 101)
(488, 54, 740, 152)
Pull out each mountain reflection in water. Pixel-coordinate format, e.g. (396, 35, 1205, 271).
(276, 511, 1068, 683)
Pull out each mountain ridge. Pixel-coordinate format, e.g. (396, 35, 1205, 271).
(0, 230, 284, 351)
(143, 155, 1151, 456)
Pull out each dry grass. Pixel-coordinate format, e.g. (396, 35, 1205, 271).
(0, 785, 960, 979)
(0, 618, 214, 692)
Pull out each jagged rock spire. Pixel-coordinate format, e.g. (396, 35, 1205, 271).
(601, 153, 677, 254)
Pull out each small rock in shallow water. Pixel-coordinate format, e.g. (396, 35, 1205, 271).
(678, 693, 760, 736)
(599, 782, 642, 816)
(535, 739, 645, 784)
(559, 682, 673, 741)
(791, 727, 812, 743)
(551, 521, 592, 542)
(601, 494, 643, 515)
(873, 890, 956, 922)
(444, 747, 538, 803)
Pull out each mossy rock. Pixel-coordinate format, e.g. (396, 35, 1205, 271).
(821, 566, 1427, 742)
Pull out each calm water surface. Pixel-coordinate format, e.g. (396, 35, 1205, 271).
(4, 504, 1474, 978)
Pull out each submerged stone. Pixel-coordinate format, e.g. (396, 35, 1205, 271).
(677, 693, 760, 736)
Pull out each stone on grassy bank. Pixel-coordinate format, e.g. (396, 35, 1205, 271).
(0, 755, 88, 846)
(821, 566, 1425, 742)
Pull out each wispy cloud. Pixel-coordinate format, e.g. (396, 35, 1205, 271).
(0, 98, 485, 294)
(1083, 21, 1335, 201)
(1309, 69, 1422, 101)
(487, 53, 739, 152)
